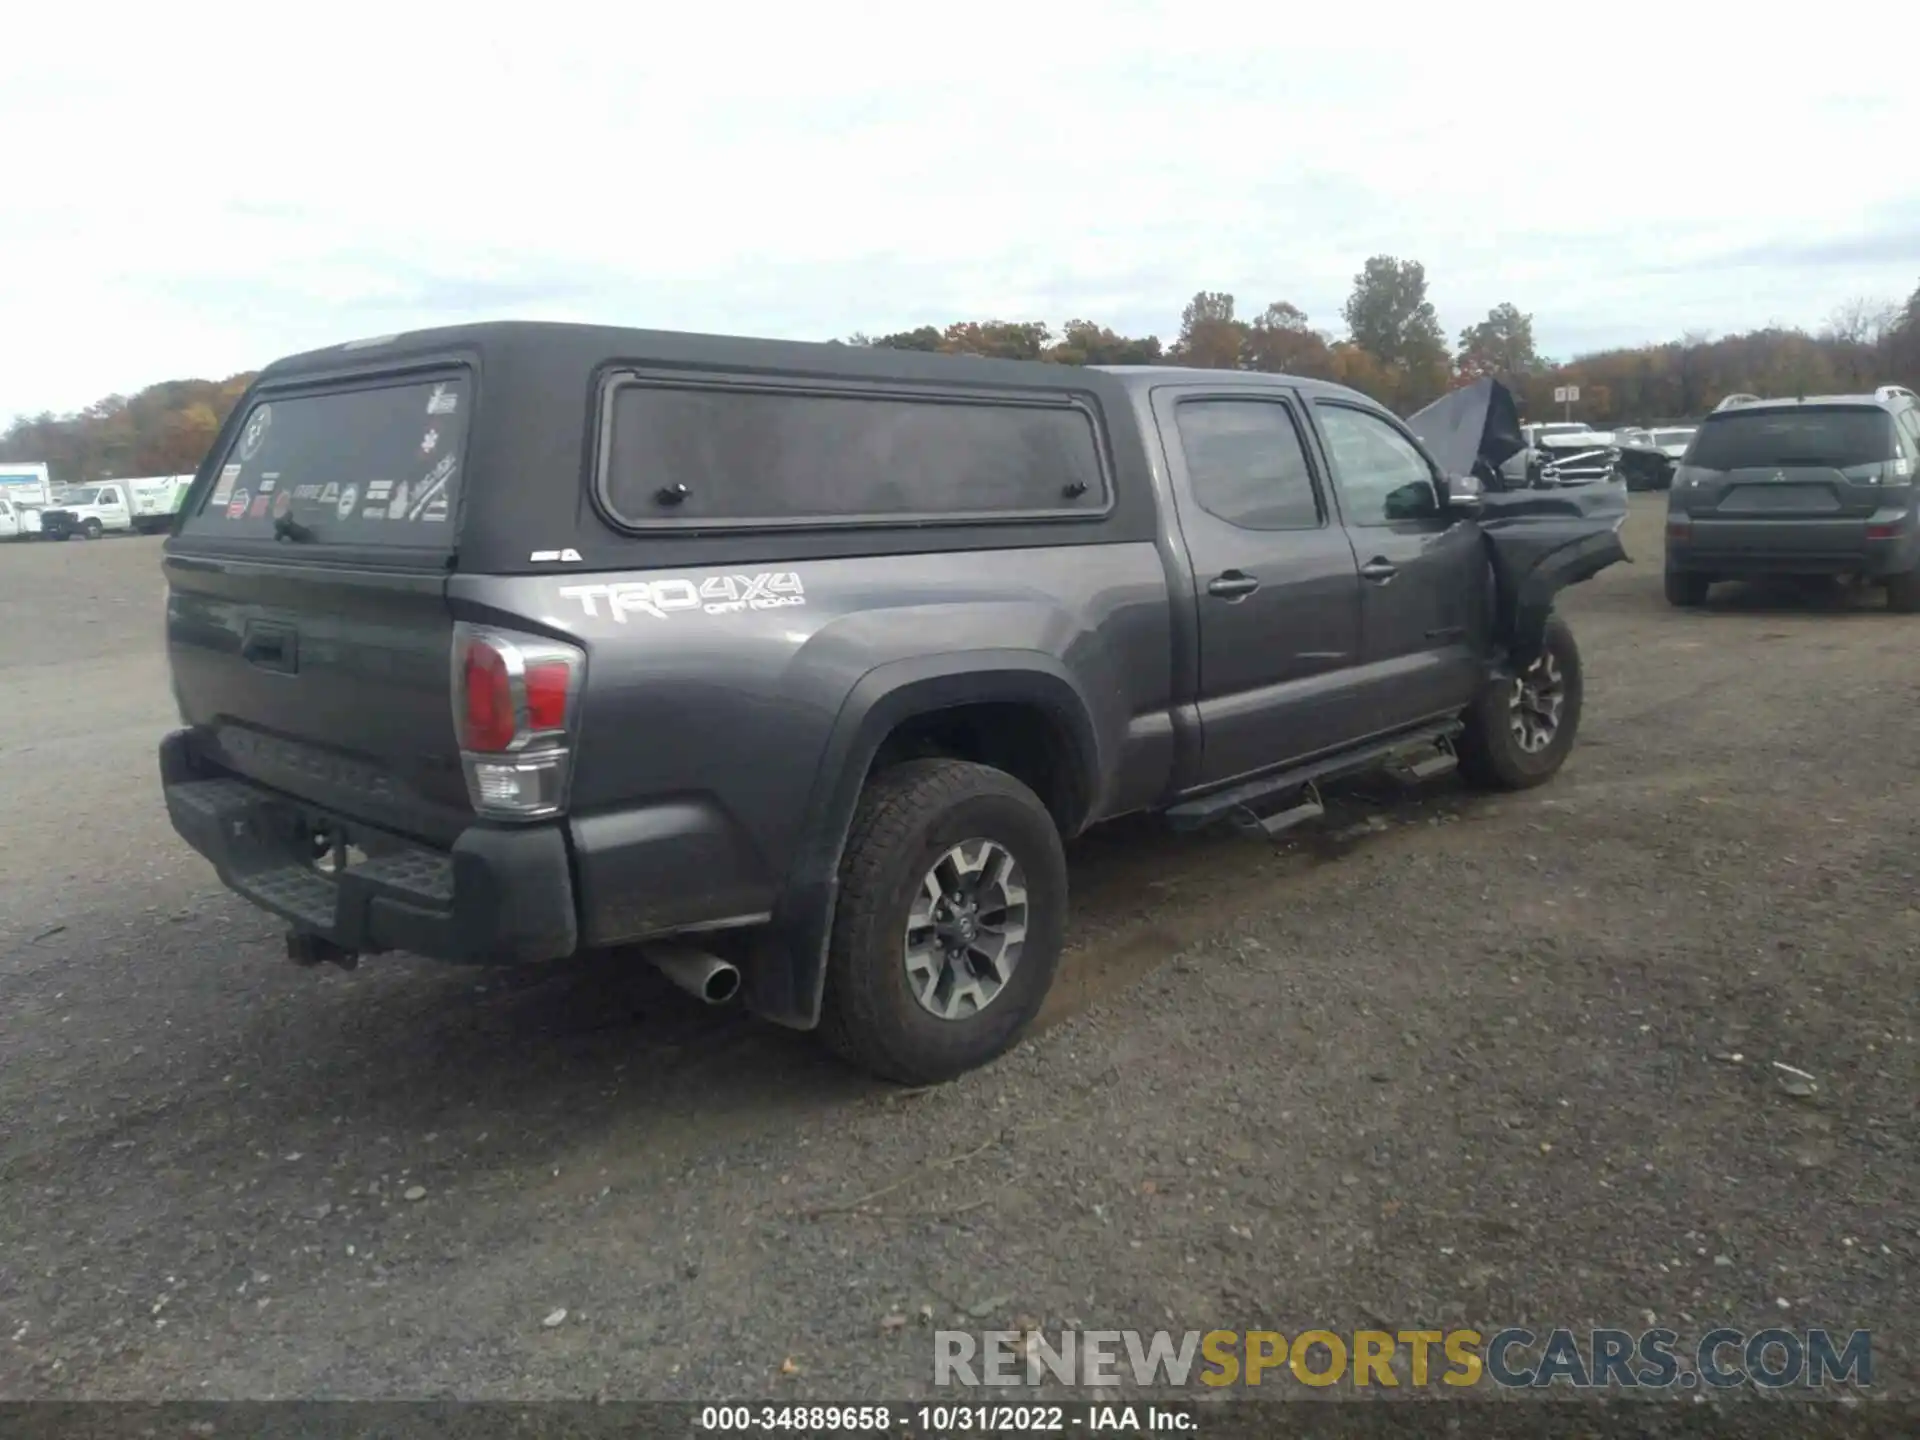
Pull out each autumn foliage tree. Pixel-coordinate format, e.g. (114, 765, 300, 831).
(1, 374, 253, 485)
(1456, 303, 1542, 381)
(1339, 255, 1453, 411)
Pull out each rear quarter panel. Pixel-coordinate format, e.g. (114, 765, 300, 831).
(451, 543, 1175, 926)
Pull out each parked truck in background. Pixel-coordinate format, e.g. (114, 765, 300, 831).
(0, 464, 53, 540)
(37, 482, 136, 540)
(128, 474, 197, 533)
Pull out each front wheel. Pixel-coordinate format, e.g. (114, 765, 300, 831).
(80, 518, 103, 540)
(1458, 616, 1584, 792)
(817, 758, 1068, 1085)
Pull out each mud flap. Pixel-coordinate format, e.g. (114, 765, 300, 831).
(1477, 486, 1630, 669)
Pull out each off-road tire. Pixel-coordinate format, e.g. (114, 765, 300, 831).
(817, 758, 1068, 1086)
(1885, 568, 1920, 614)
(1665, 569, 1710, 607)
(80, 518, 103, 540)
(1458, 615, 1584, 792)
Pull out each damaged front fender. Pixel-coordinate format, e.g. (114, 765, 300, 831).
(1474, 482, 1629, 668)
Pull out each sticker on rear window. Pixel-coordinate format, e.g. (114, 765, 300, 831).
(238, 406, 272, 461)
(406, 454, 456, 521)
(183, 373, 468, 549)
(226, 487, 250, 519)
(212, 464, 241, 506)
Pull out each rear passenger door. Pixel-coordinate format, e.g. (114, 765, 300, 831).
(1152, 387, 1366, 786)
(1309, 400, 1487, 732)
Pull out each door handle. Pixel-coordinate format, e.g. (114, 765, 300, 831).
(1359, 558, 1398, 583)
(1207, 571, 1261, 599)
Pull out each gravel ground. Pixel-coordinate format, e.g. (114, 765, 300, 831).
(0, 508, 1913, 1405)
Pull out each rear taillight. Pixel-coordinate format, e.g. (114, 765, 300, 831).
(451, 624, 585, 820)
(1667, 518, 1691, 539)
(1843, 459, 1909, 489)
(1866, 522, 1902, 541)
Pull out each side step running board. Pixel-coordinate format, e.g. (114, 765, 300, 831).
(1389, 736, 1459, 785)
(1230, 782, 1325, 839)
(1166, 720, 1464, 834)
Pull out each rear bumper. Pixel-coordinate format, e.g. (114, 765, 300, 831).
(160, 729, 578, 965)
(1667, 515, 1920, 577)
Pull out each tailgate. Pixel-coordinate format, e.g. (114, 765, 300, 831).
(165, 372, 475, 844)
(1704, 466, 1866, 517)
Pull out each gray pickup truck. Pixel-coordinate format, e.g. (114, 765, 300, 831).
(158, 322, 1627, 1084)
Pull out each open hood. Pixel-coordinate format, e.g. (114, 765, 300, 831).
(1407, 378, 1527, 483)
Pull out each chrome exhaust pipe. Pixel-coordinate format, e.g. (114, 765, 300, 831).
(647, 942, 742, 1005)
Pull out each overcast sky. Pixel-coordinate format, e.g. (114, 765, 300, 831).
(3, 2, 1916, 420)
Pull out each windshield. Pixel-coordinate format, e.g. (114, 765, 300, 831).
(63, 487, 101, 506)
(1688, 407, 1895, 471)
(181, 374, 469, 548)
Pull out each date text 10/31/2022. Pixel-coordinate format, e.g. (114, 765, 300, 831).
(697, 1405, 1195, 1432)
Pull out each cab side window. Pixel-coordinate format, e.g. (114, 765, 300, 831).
(1174, 398, 1325, 531)
(1313, 403, 1440, 525)
(98, 488, 120, 506)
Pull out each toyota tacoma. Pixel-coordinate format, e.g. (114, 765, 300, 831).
(159, 322, 1627, 1084)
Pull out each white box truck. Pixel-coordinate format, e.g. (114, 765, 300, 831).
(0, 463, 53, 540)
(127, 474, 197, 533)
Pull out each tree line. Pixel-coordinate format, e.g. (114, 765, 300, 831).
(7, 259, 1920, 484)
(1, 375, 252, 487)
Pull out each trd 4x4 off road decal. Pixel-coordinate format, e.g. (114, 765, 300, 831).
(559, 571, 806, 621)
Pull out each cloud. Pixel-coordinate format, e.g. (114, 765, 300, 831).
(2, 0, 1917, 417)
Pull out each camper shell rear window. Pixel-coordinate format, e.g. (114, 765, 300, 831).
(595, 375, 1111, 530)
(183, 373, 469, 546)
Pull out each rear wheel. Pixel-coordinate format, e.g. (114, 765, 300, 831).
(818, 758, 1067, 1085)
(1458, 615, 1583, 792)
(1886, 568, 1920, 614)
(1664, 569, 1710, 607)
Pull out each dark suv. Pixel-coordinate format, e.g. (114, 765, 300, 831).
(158, 322, 1627, 1084)
(1664, 386, 1920, 609)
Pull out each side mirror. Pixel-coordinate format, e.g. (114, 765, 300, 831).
(1443, 473, 1484, 516)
